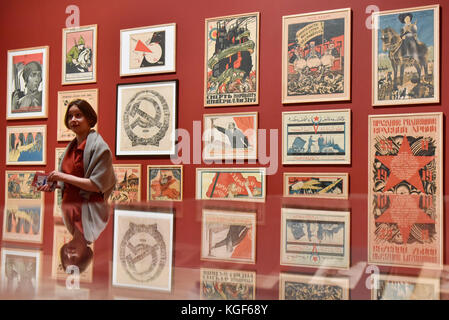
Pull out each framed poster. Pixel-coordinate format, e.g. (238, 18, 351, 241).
(283, 172, 349, 199)
(282, 109, 351, 165)
(147, 165, 182, 201)
(109, 164, 141, 204)
(120, 23, 176, 76)
(201, 209, 256, 264)
(203, 112, 258, 160)
(0, 248, 42, 295)
(200, 268, 256, 300)
(279, 273, 349, 300)
(368, 112, 443, 269)
(196, 167, 266, 202)
(371, 274, 439, 300)
(54, 148, 66, 217)
(372, 5, 439, 106)
(6, 125, 46, 165)
(280, 208, 350, 269)
(282, 8, 351, 104)
(5, 170, 43, 202)
(62, 24, 97, 85)
(112, 209, 174, 292)
(116, 80, 177, 156)
(57, 89, 98, 141)
(204, 12, 259, 107)
(6, 46, 49, 120)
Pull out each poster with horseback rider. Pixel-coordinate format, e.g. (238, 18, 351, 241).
(62, 24, 97, 85)
(372, 5, 439, 105)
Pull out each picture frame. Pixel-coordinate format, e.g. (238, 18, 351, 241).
(196, 167, 266, 202)
(6, 46, 49, 120)
(283, 172, 349, 199)
(282, 8, 351, 104)
(6, 124, 46, 165)
(62, 24, 97, 85)
(371, 274, 440, 300)
(200, 268, 256, 300)
(201, 209, 256, 264)
(112, 208, 174, 292)
(204, 12, 259, 107)
(372, 5, 440, 106)
(109, 164, 142, 204)
(5, 170, 43, 202)
(368, 112, 443, 269)
(280, 207, 350, 269)
(203, 112, 258, 160)
(282, 109, 351, 165)
(120, 23, 176, 76)
(116, 80, 177, 156)
(57, 89, 98, 141)
(147, 165, 183, 201)
(54, 148, 66, 217)
(279, 273, 349, 300)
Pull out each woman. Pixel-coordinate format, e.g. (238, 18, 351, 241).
(39, 99, 116, 272)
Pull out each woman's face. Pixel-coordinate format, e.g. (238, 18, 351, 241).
(67, 106, 90, 136)
(404, 16, 411, 24)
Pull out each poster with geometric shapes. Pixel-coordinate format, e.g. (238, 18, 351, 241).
(368, 112, 443, 269)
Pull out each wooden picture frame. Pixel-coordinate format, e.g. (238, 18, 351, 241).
(372, 5, 439, 106)
(203, 112, 258, 160)
(6, 125, 46, 165)
(368, 112, 443, 269)
(196, 167, 266, 202)
(201, 209, 256, 264)
(116, 80, 177, 156)
(57, 89, 98, 141)
(120, 23, 176, 76)
(112, 208, 174, 292)
(279, 273, 349, 300)
(282, 8, 351, 104)
(147, 165, 183, 201)
(282, 109, 351, 165)
(6, 46, 49, 120)
(283, 172, 349, 199)
(62, 24, 97, 85)
(200, 268, 256, 300)
(280, 207, 350, 269)
(204, 12, 259, 107)
(371, 274, 440, 300)
(109, 164, 142, 204)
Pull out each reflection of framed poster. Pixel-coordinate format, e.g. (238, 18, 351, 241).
(112, 209, 174, 292)
(204, 12, 259, 107)
(116, 80, 177, 156)
(281, 208, 350, 269)
(0, 248, 42, 294)
(282, 109, 351, 165)
(196, 167, 266, 202)
(283, 172, 349, 199)
(6, 125, 46, 166)
(200, 268, 256, 300)
(110, 164, 141, 204)
(147, 165, 182, 201)
(372, 5, 439, 106)
(203, 112, 258, 160)
(372, 274, 439, 300)
(54, 148, 66, 217)
(7, 46, 49, 120)
(62, 24, 97, 85)
(279, 273, 349, 300)
(57, 89, 98, 141)
(368, 113, 443, 269)
(3, 201, 44, 244)
(201, 209, 256, 264)
(282, 8, 351, 104)
(120, 23, 176, 76)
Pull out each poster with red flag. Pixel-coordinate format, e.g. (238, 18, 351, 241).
(196, 168, 265, 202)
(368, 112, 443, 269)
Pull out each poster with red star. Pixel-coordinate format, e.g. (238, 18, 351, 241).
(368, 112, 443, 269)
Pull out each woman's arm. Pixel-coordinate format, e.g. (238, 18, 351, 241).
(47, 170, 100, 193)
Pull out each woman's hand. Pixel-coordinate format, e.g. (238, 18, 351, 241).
(47, 170, 68, 183)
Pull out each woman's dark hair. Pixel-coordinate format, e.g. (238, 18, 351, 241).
(64, 99, 97, 129)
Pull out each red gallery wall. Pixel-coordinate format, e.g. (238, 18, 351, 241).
(0, 0, 447, 299)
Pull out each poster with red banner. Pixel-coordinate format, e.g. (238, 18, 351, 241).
(368, 112, 443, 269)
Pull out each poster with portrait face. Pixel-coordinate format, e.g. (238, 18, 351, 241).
(7, 46, 48, 120)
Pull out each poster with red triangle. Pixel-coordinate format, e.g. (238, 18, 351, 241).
(368, 112, 443, 269)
